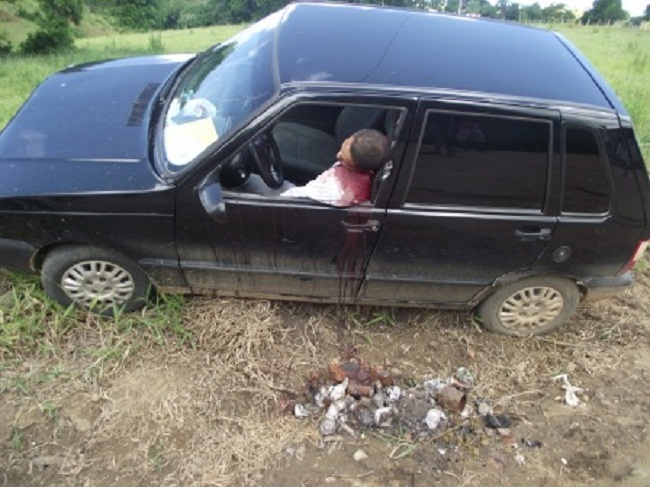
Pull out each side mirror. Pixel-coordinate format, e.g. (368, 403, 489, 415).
(199, 180, 227, 223)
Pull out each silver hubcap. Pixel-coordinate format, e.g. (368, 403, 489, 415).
(498, 286, 564, 331)
(61, 260, 135, 308)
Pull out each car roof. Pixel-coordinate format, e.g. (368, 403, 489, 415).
(275, 2, 623, 113)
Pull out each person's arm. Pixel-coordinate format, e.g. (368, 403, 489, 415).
(281, 185, 314, 198)
(281, 167, 345, 205)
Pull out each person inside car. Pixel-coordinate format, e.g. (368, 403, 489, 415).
(280, 128, 389, 207)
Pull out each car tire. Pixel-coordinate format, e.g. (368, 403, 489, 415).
(476, 277, 580, 336)
(41, 246, 151, 315)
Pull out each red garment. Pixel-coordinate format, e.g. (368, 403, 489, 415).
(329, 165, 372, 206)
(282, 163, 372, 207)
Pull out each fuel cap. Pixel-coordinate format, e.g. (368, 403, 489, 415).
(553, 246, 571, 263)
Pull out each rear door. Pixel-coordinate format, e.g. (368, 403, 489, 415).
(360, 100, 561, 305)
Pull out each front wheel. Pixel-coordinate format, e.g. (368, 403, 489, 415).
(476, 277, 580, 336)
(41, 246, 152, 315)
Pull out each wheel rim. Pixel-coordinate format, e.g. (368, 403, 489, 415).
(61, 260, 135, 308)
(497, 286, 564, 331)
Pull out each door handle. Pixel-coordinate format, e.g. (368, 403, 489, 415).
(341, 219, 381, 233)
(515, 227, 552, 241)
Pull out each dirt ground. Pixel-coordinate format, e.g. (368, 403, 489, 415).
(2, 267, 650, 487)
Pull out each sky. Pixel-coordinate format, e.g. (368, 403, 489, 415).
(517, 0, 646, 16)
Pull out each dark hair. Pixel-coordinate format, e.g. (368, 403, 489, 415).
(350, 129, 390, 172)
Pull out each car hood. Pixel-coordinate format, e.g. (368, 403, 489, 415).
(0, 54, 193, 197)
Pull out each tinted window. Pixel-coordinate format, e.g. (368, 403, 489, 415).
(562, 128, 610, 214)
(406, 111, 550, 209)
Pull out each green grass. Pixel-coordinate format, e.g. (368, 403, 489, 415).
(550, 24, 650, 157)
(0, 0, 115, 44)
(77, 24, 244, 53)
(10, 427, 24, 451)
(0, 24, 242, 384)
(0, 0, 39, 44)
(0, 270, 190, 391)
(0, 24, 245, 126)
(0, 16, 37, 45)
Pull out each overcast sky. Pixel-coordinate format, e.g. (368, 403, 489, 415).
(517, 0, 646, 16)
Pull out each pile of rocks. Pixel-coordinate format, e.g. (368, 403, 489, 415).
(293, 358, 477, 439)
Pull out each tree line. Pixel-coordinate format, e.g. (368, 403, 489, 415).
(94, 0, 649, 29)
(1, 0, 648, 56)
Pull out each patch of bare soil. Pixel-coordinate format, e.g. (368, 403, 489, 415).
(2, 271, 650, 487)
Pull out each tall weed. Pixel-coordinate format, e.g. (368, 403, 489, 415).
(147, 32, 164, 52)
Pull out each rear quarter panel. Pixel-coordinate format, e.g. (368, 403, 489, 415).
(533, 112, 646, 278)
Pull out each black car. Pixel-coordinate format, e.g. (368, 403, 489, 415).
(1, 2, 648, 336)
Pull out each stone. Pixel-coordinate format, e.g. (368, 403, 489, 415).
(353, 449, 368, 461)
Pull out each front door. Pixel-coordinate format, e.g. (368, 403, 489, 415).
(175, 99, 412, 301)
(178, 196, 386, 299)
(361, 100, 561, 305)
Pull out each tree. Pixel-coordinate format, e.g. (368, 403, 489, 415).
(0, 29, 12, 56)
(41, 0, 83, 24)
(427, 0, 447, 11)
(520, 2, 543, 21)
(542, 3, 575, 22)
(20, 0, 83, 54)
(503, 2, 521, 20)
(465, 0, 499, 17)
(561, 9, 576, 22)
(110, 0, 164, 30)
(581, 0, 628, 24)
(203, 0, 288, 25)
(645, 3, 650, 19)
(478, 0, 499, 18)
(445, 0, 460, 13)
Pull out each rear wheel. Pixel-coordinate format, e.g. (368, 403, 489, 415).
(476, 277, 580, 336)
(41, 246, 151, 315)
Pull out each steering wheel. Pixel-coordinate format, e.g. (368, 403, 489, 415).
(249, 131, 284, 189)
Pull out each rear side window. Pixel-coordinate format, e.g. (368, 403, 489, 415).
(562, 128, 610, 214)
(406, 111, 550, 210)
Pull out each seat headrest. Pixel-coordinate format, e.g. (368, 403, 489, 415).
(335, 107, 386, 142)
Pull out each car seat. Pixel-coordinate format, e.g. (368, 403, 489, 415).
(273, 106, 387, 184)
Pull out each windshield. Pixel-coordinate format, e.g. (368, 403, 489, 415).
(162, 12, 280, 172)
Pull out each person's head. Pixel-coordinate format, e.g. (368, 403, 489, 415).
(337, 129, 389, 172)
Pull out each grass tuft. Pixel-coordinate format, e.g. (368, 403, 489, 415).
(0, 269, 190, 396)
(0, 271, 190, 360)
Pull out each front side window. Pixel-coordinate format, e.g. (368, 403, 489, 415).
(161, 12, 280, 172)
(562, 127, 610, 214)
(218, 102, 404, 208)
(406, 111, 550, 210)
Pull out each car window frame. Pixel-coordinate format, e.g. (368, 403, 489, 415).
(393, 101, 560, 216)
(214, 95, 416, 210)
(560, 123, 614, 217)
